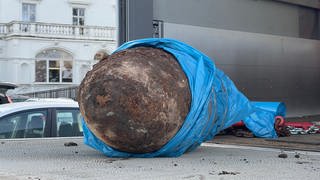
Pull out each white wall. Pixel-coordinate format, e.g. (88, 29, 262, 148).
(0, 0, 20, 22)
(0, 0, 116, 27)
(5, 38, 116, 60)
(0, 0, 117, 95)
(85, 0, 117, 26)
(2, 37, 116, 84)
(0, 60, 8, 81)
(0, 40, 5, 57)
(0, 0, 3, 22)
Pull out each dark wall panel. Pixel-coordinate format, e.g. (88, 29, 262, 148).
(164, 23, 320, 117)
(118, 0, 153, 44)
(154, 0, 300, 38)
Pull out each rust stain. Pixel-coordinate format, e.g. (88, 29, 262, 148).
(96, 95, 111, 107)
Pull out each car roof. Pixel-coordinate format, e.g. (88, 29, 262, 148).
(25, 98, 76, 102)
(0, 82, 18, 94)
(0, 101, 79, 117)
(0, 82, 18, 89)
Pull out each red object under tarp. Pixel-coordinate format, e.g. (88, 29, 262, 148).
(232, 121, 245, 127)
(231, 116, 319, 136)
(232, 117, 317, 130)
(284, 121, 316, 130)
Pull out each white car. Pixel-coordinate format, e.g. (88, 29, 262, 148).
(25, 98, 76, 103)
(0, 101, 83, 139)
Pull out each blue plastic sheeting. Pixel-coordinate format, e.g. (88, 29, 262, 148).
(240, 101, 286, 138)
(82, 38, 285, 157)
(251, 101, 286, 117)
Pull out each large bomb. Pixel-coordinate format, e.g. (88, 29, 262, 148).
(78, 47, 191, 153)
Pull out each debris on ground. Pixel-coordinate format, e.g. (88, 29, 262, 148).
(64, 142, 78, 147)
(240, 158, 249, 163)
(218, 171, 240, 175)
(278, 153, 288, 158)
(105, 159, 118, 163)
(296, 161, 311, 164)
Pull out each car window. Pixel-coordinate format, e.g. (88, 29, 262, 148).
(56, 109, 83, 137)
(0, 110, 47, 139)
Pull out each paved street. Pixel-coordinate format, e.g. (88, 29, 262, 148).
(0, 137, 319, 180)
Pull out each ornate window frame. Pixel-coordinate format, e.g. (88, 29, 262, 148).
(35, 48, 74, 84)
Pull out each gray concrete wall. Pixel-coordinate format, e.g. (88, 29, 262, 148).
(163, 23, 320, 117)
(118, 0, 153, 44)
(120, 0, 320, 116)
(275, 0, 320, 9)
(152, 0, 320, 117)
(126, 0, 153, 40)
(154, 0, 300, 38)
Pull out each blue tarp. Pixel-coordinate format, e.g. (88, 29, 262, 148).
(82, 38, 286, 157)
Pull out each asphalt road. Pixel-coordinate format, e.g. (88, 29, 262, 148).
(0, 137, 319, 180)
(211, 134, 320, 152)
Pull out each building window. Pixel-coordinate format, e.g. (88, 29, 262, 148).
(62, 61, 73, 83)
(72, 8, 85, 35)
(35, 49, 73, 83)
(22, 3, 36, 22)
(72, 8, 85, 26)
(48, 60, 61, 82)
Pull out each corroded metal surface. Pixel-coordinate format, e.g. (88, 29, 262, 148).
(78, 47, 191, 153)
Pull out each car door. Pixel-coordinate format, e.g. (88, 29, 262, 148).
(51, 108, 83, 137)
(0, 108, 51, 139)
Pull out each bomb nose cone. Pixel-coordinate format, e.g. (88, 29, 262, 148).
(78, 47, 191, 153)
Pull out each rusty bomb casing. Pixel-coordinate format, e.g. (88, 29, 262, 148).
(78, 47, 191, 153)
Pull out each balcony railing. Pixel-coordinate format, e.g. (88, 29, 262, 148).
(22, 86, 79, 101)
(0, 21, 116, 41)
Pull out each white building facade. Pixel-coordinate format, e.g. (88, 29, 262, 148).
(0, 0, 117, 95)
